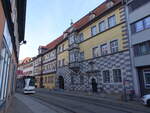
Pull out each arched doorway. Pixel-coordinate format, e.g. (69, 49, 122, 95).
(91, 78, 97, 92)
(58, 76, 64, 89)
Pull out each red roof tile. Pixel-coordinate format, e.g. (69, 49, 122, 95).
(45, 35, 64, 50)
(72, 0, 121, 30)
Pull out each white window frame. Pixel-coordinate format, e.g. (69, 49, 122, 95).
(70, 52, 75, 62)
(99, 20, 106, 32)
(110, 40, 119, 53)
(69, 35, 75, 45)
(108, 15, 116, 28)
(92, 46, 99, 58)
(102, 70, 111, 83)
(79, 51, 84, 61)
(91, 25, 97, 36)
(78, 33, 84, 42)
(135, 20, 144, 32)
(112, 69, 122, 83)
(101, 43, 108, 55)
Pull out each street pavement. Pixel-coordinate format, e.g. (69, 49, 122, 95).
(31, 89, 150, 113)
(7, 96, 33, 113)
(8, 89, 150, 113)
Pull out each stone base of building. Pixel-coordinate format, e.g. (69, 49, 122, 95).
(56, 50, 134, 95)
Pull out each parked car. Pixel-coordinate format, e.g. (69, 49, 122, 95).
(141, 94, 150, 106)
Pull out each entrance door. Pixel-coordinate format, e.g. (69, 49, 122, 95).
(91, 78, 97, 92)
(58, 76, 64, 89)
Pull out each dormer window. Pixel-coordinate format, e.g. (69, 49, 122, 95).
(68, 27, 75, 33)
(89, 12, 96, 21)
(106, 0, 114, 9)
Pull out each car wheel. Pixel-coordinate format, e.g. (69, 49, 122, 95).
(147, 100, 150, 106)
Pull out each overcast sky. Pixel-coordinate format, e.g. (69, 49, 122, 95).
(19, 0, 105, 60)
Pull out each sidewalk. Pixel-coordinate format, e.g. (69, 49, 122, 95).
(7, 93, 57, 113)
(7, 95, 33, 113)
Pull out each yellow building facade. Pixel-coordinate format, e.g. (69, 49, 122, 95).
(57, 39, 69, 67)
(79, 8, 127, 60)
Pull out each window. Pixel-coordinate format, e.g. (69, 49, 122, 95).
(143, 70, 150, 89)
(110, 40, 118, 53)
(135, 20, 144, 32)
(71, 76, 74, 85)
(108, 15, 116, 28)
(48, 76, 53, 83)
(78, 33, 84, 42)
(0, 40, 11, 99)
(99, 21, 106, 32)
(134, 45, 139, 56)
(141, 43, 148, 54)
(80, 76, 84, 84)
(74, 52, 78, 62)
(80, 52, 84, 61)
(46, 63, 49, 69)
(93, 46, 99, 58)
(70, 52, 75, 62)
(91, 26, 97, 36)
(58, 46, 62, 52)
(103, 70, 110, 83)
(58, 60, 61, 67)
(48, 77, 50, 83)
(134, 41, 150, 56)
(4, 22, 13, 53)
(128, 0, 149, 13)
(144, 17, 150, 29)
(69, 35, 75, 45)
(132, 16, 150, 33)
(62, 59, 65, 66)
(0, 43, 6, 99)
(62, 44, 64, 51)
(101, 44, 108, 55)
(113, 69, 122, 83)
(45, 77, 48, 83)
